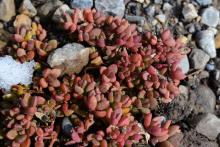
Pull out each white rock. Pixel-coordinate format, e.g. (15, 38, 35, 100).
(201, 6, 220, 27)
(0, 56, 35, 91)
(18, 0, 37, 17)
(95, 0, 125, 17)
(196, 30, 216, 58)
(155, 14, 166, 24)
(0, 0, 16, 22)
(196, 113, 220, 140)
(182, 3, 198, 21)
(178, 55, 189, 74)
(47, 43, 90, 74)
(163, 3, 173, 12)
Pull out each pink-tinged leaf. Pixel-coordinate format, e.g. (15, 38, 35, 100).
(87, 95, 97, 111)
(144, 113, 152, 128)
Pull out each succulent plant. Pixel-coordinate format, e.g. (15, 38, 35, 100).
(0, 8, 190, 147)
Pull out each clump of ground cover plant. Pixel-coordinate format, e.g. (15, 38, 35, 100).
(0, 8, 189, 147)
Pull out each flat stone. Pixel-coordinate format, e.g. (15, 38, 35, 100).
(189, 49, 210, 69)
(18, 0, 37, 17)
(47, 43, 90, 75)
(38, 0, 63, 19)
(196, 0, 212, 6)
(125, 15, 145, 26)
(95, 0, 125, 17)
(196, 30, 216, 58)
(13, 14, 32, 28)
(196, 113, 220, 140)
(0, 0, 16, 22)
(52, 4, 71, 23)
(70, 0, 93, 9)
(182, 3, 198, 21)
(201, 6, 219, 27)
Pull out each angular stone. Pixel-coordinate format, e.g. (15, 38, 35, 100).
(18, 0, 37, 17)
(70, 0, 93, 9)
(189, 49, 210, 69)
(38, 0, 63, 19)
(155, 14, 166, 24)
(0, 0, 16, 22)
(47, 43, 90, 75)
(201, 6, 219, 27)
(52, 4, 71, 23)
(196, 30, 216, 58)
(182, 3, 198, 21)
(95, 0, 125, 17)
(195, 85, 216, 114)
(196, 113, 220, 140)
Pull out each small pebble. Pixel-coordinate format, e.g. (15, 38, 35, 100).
(206, 62, 215, 71)
(155, 14, 166, 24)
(62, 117, 73, 136)
(125, 15, 145, 26)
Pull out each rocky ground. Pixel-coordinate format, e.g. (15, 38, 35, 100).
(0, 0, 220, 147)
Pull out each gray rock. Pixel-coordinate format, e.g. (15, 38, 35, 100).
(70, 0, 93, 9)
(95, 0, 125, 17)
(47, 43, 90, 75)
(195, 85, 216, 114)
(178, 55, 189, 74)
(154, 0, 162, 4)
(181, 130, 219, 147)
(201, 6, 219, 27)
(18, 0, 37, 17)
(52, 4, 71, 23)
(0, 0, 16, 22)
(38, 0, 63, 19)
(196, 0, 212, 6)
(182, 3, 198, 21)
(196, 30, 216, 58)
(125, 15, 145, 26)
(166, 85, 194, 122)
(189, 49, 210, 69)
(196, 113, 220, 140)
(62, 117, 73, 136)
(145, 5, 156, 17)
